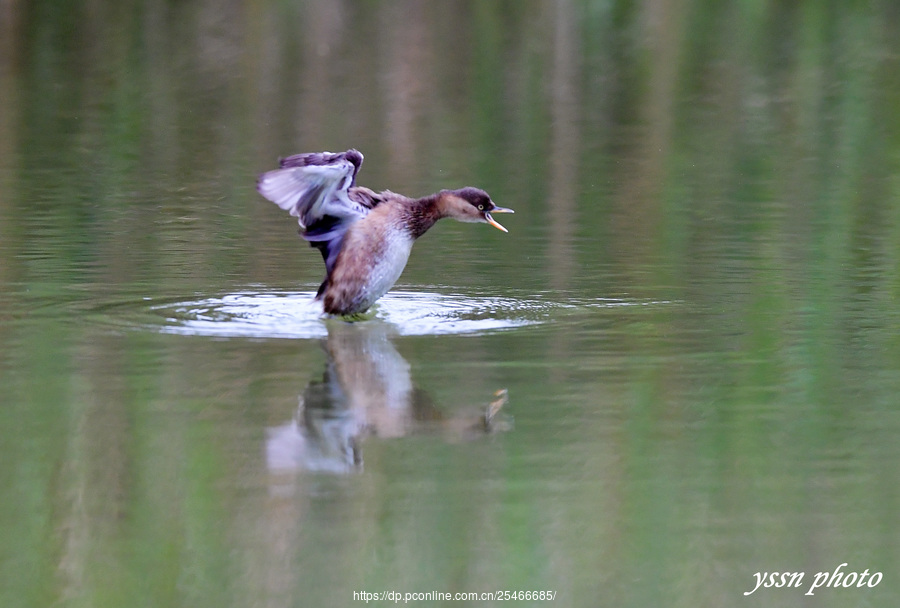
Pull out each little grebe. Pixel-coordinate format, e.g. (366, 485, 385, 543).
(258, 149, 513, 315)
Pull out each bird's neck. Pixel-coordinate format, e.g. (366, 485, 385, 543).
(403, 192, 446, 239)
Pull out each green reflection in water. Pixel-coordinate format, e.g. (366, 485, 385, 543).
(1, 1, 900, 607)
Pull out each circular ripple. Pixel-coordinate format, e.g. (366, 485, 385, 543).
(84, 286, 673, 340)
(145, 289, 565, 339)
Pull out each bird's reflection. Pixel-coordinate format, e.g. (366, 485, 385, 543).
(266, 321, 510, 474)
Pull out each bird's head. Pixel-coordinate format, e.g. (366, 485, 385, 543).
(439, 187, 514, 232)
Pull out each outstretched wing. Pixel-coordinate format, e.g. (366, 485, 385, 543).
(257, 149, 370, 229)
(257, 149, 379, 277)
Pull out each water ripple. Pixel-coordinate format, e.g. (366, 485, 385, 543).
(148, 290, 554, 338)
(84, 288, 672, 339)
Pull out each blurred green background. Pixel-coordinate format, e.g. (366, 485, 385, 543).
(1, 1, 899, 606)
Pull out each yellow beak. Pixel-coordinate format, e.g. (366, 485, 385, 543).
(484, 206, 514, 232)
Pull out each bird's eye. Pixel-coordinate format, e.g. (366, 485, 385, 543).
(477, 204, 484, 210)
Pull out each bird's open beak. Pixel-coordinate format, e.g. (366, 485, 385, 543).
(484, 206, 514, 233)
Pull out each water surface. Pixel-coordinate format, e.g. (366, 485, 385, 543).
(2, 2, 899, 607)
